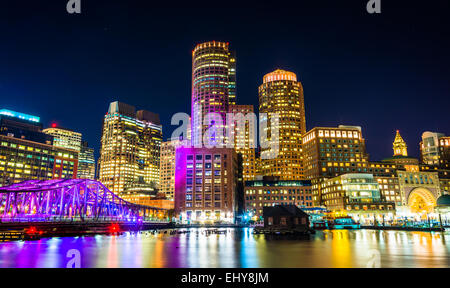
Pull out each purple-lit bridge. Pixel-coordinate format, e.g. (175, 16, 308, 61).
(0, 179, 171, 235)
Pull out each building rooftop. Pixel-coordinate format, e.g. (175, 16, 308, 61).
(263, 205, 309, 217)
(0, 109, 40, 123)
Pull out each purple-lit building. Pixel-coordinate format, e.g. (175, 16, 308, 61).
(175, 147, 240, 223)
(191, 41, 235, 147)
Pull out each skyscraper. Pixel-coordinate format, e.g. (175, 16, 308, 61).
(159, 139, 184, 200)
(98, 101, 162, 196)
(228, 52, 237, 105)
(191, 41, 235, 147)
(77, 141, 95, 179)
(258, 69, 306, 180)
(229, 104, 256, 181)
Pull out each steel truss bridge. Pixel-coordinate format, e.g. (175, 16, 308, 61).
(0, 179, 170, 224)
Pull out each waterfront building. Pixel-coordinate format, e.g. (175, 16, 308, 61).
(43, 125, 82, 152)
(258, 69, 306, 180)
(0, 110, 78, 185)
(396, 168, 441, 214)
(174, 147, 240, 223)
(320, 173, 395, 215)
(98, 101, 162, 197)
(77, 141, 95, 179)
(244, 176, 313, 220)
(159, 139, 184, 200)
(420, 165, 450, 195)
(191, 41, 235, 147)
(379, 131, 443, 214)
(302, 125, 368, 205)
(374, 176, 402, 207)
(420, 131, 450, 169)
(229, 104, 256, 181)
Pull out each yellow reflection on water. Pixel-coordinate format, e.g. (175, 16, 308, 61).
(329, 230, 353, 268)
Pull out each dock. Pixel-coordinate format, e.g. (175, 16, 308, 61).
(252, 227, 312, 235)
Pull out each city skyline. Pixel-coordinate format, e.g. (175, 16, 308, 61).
(1, 1, 450, 270)
(1, 1, 449, 163)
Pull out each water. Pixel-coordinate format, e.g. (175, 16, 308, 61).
(0, 228, 449, 268)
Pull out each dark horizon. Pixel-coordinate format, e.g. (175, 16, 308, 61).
(1, 0, 449, 162)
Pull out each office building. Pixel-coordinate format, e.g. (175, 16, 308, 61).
(244, 177, 313, 220)
(77, 141, 95, 179)
(420, 131, 450, 169)
(98, 101, 162, 196)
(159, 139, 184, 200)
(0, 109, 78, 185)
(229, 104, 256, 181)
(258, 69, 306, 180)
(302, 125, 368, 205)
(191, 41, 235, 147)
(174, 147, 239, 223)
(43, 126, 82, 152)
(320, 173, 395, 214)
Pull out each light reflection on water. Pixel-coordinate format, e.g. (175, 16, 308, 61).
(0, 228, 449, 268)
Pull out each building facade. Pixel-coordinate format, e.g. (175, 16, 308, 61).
(420, 131, 450, 169)
(98, 101, 162, 196)
(320, 173, 395, 214)
(396, 169, 441, 214)
(159, 139, 184, 200)
(0, 109, 53, 145)
(244, 177, 313, 220)
(0, 110, 78, 186)
(77, 141, 95, 179)
(229, 104, 256, 181)
(174, 147, 239, 223)
(43, 126, 82, 152)
(302, 125, 368, 205)
(258, 69, 306, 180)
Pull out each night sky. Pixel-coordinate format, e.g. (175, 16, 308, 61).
(1, 0, 449, 161)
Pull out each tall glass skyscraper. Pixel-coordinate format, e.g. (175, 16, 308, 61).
(191, 41, 235, 147)
(258, 69, 306, 180)
(98, 101, 162, 196)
